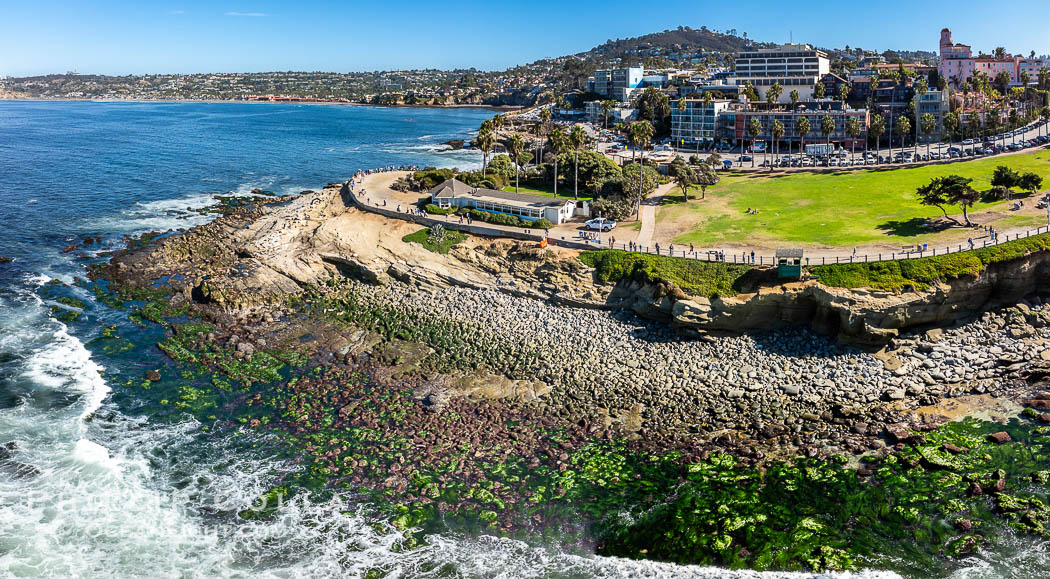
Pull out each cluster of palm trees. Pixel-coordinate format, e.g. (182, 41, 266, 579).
(474, 114, 506, 177)
(740, 80, 857, 168)
(951, 67, 1050, 143)
(544, 124, 590, 199)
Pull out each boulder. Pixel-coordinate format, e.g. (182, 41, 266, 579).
(987, 431, 1012, 444)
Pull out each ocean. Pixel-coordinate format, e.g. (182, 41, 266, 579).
(0, 100, 1033, 578)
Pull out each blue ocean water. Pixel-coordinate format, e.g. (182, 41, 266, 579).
(0, 100, 488, 274)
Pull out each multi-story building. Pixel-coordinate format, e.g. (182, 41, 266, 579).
(584, 100, 637, 125)
(670, 98, 734, 148)
(586, 67, 643, 102)
(727, 101, 869, 151)
(914, 89, 951, 143)
(939, 27, 1047, 88)
(730, 44, 830, 103)
(939, 28, 975, 87)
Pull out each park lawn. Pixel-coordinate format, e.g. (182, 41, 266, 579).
(501, 184, 594, 201)
(662, 149, 1050, 248)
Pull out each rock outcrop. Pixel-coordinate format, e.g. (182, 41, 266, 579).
(610, 250, 1050, 344)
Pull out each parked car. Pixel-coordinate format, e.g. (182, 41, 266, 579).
(584, 218, 616, 232)
(739, 155, 753, 162)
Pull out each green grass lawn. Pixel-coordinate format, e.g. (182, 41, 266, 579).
(663, 150, 1050, 248)
(501, 184, 594, 201)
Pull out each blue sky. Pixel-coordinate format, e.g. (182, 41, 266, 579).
(2, 0, 1049, 76)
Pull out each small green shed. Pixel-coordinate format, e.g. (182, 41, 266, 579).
(776, 248, 804, 279)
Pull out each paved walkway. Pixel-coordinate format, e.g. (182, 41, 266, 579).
(352, 169, 1050, 268)
(635, 182, 676, 247)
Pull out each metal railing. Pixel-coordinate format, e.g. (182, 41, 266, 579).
(555, 223, 1050, 268)
(348, 169, 1050, 269)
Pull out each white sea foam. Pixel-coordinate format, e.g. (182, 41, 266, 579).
(87, 192, 217, 234)
(0, 279, 905, 578)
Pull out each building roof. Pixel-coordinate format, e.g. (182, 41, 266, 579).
(776, 248, 804, 258)
(429, 178, 473, 199)
(429, 178, 570, 208)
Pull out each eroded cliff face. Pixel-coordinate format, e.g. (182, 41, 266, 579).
(609, 251, 1050, 344)
(110, 182, 1050, 346)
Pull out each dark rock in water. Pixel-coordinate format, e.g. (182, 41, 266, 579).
(0, 256, 11, 264)
(62, 244, 77, 253)
(443, 139, 466, 150)
(145, 370, 162, 382)
(0, 442, 38, 478)
(942, 443, 969, 454)
(987, 431, 1012, 444)
(11, 462, 40, 479)
(0, 441, 16, 461)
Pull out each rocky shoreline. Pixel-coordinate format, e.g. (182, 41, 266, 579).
(86, 184, 1050, 574)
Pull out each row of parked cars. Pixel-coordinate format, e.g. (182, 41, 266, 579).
(750, 134, 1050, 169)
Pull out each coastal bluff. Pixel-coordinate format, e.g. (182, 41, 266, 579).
(117, 183, 1050, 348)
(618, 249, 1050, 345)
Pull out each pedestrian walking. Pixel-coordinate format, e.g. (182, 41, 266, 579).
(750, 250, 755, 264)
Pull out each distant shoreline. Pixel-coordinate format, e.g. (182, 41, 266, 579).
(0, 95, 522, 111)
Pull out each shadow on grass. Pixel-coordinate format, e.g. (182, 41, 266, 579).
(876, 218, 935, 237)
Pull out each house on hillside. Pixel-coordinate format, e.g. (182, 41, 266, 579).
(429, 178, 576, 224)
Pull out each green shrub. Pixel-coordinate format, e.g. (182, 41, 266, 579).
(423, 203, 455, 215)
(812, 231, 1050, 291)
(413, 168, 455, 190)
(532, 218, 554, 229)
(402, 227, 467, 254)
(580, 250, 751, 298)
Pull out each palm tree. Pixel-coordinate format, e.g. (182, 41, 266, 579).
(630, 120, 654, 219)
(600, 100, 615, 130)
(820, 114, 835, 157)
(547, 128, 567, 198)
(870, 114, 885, 160)
(839, 83, 849, 104)
(476, 127, 495, 177)
(747, 117, 762, 167)
(765, 83, 782, 165)
(790, 89, 800, 111)
(569, 125, 587, 200)
(814, 81, 826, 100)
(510, 134, 526, 193)
(797, 116, 811, 158)
(538, 107, 552, 164)
(897, 116, 912, 159)
(920, 113, 936, 158)
(771, 119, 785, 168)
(1041, 106, 1050, 138)
(944, 110, 959, 150)
(846, 116, 861, 161)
